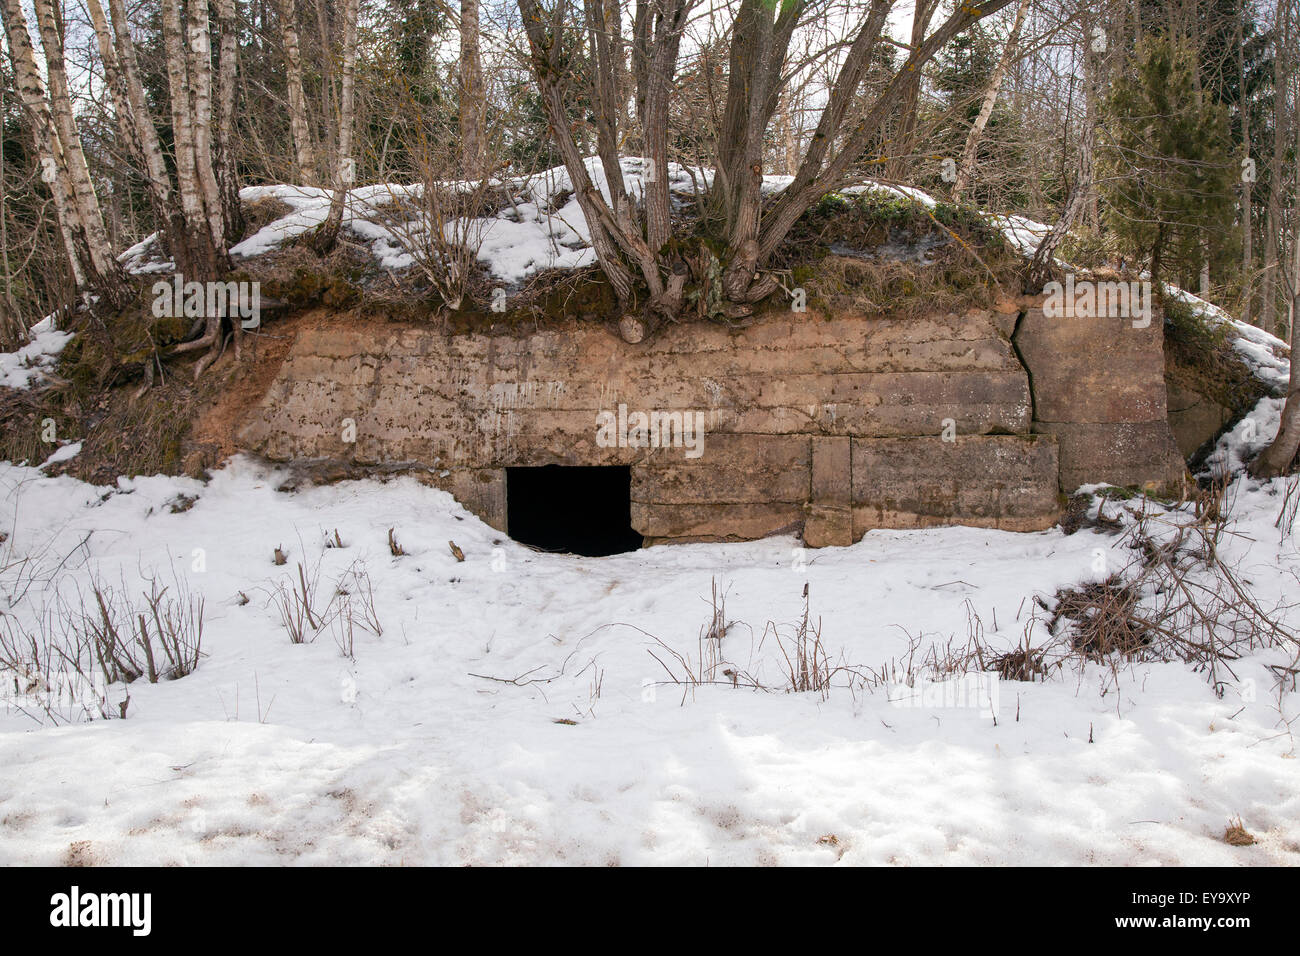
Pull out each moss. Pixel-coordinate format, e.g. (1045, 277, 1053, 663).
(260, 266, 361, 311)
(0, 285, 245, 482)
(1163, 296, 1267, 418)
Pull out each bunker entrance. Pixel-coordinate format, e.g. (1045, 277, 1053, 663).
(506, 465, 642, 556)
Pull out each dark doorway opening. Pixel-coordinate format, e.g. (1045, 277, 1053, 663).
(506, 465, 642, 556)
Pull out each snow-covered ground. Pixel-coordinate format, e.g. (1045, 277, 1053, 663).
(5, 161, 1297, 865)
(0, 316, 73, 391)
(0, 452, 1297, 866)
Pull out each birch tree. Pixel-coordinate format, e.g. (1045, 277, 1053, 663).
(951, 0, 1031, 203)
(276, 0, 318, 183)
(1, 0, 121, 296)
(314, 0, 360, 252)
(86, 0, 188, 270)
(84, 0, 245, 374)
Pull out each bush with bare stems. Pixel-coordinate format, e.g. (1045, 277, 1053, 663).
(266, 556, 382, 650)
(0, 565, 204, 724)
(643, 481, 1298, 711)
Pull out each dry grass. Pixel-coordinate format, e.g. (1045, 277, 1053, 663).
(764, 582, 833, 698)
(641, 481, 1296, 713)
(1223, 818, 1257, 846)
(1035, 481, 1296, 697)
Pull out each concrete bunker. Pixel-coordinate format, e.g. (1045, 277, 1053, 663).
(237, 297, 1189, 547)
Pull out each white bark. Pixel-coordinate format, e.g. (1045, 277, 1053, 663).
(317, 0, 359, 248)
(29, 0, 120, 285)
(1, 0, 93, 290)
(951, 0, 1030, 203)
(276, 0, 317, 182)
(186, 0, 224, 249)
(87, 0, 177, 233)
(160, 0, 210, 263)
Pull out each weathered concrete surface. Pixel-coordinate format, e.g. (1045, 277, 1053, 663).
(235, 301, 1180, 544)
(1033, 421, 1187, 493)
(806, 436, 853, 547)
(1165, 382, 1235, 460)
(242, 310, 1032, 469)
(1013, 303, 1186, 493)
(851, 435, 1060, 533)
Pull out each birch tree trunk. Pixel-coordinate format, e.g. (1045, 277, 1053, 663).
(186, 0, 225, 251)
(276, 0, 316, 182)
(87, 0, 193, 271)
(215, 0, 242, 241)
(314, 0, 359, 252)
(29, 0, 121, 288)
(161, 0, 220, 278)
(1, 0, 98, 293)
(951, 0, 1030, 203)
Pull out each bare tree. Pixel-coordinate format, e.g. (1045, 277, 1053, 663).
(518, 0, 1015, 338)
(460, 0, 487, 176)
(2, 0, 121, 297)
(1028, 10, 1100, 288)
(1252, 0, 1300, 477)
(885, 0, 940, 181)
(1261, 0, 1290, 337)
(951, 0, 1031, 203)
(1237, 2, 1253, 323)
(276, 0, 318, 182)
(86, 0, 184, 264)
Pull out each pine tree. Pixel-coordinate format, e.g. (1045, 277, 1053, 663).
(1100, 36, 1237, 293)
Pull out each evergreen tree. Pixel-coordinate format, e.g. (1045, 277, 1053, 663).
(1100, 36, 1237, 292)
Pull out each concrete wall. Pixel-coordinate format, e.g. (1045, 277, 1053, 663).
(237, 299, 1184, 546)
(1012, 303, 1187, 492)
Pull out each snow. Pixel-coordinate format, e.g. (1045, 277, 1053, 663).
(37, 441, 81, 470)
(224, 162, 954, 288)
(2, 165, 1294, 863)
(1164, 286, 1290, 393)
(0, 454, 1296, 864)
(117, 232, 175, 275)
(217, 162, 1290, 401)
(1203, 395, 1286, 477)
(228, 160, 713, 286)
(0, 315, 73, 390)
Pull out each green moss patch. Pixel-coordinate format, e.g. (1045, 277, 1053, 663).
(1163, 296, 1269, 418)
